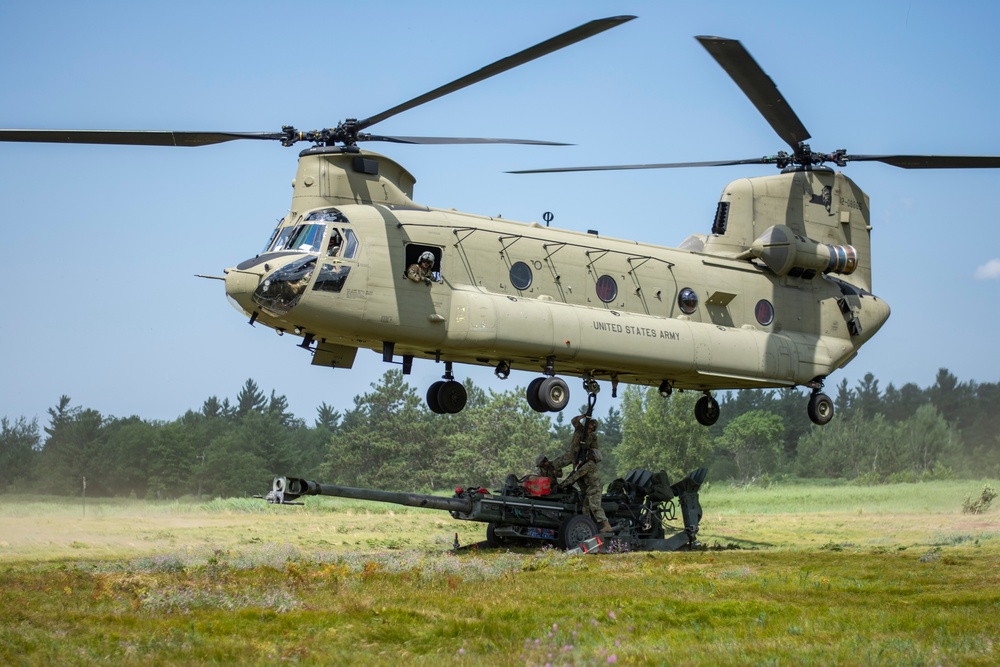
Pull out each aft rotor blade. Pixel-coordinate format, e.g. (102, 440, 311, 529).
(508, 156, 775, 174)
(696, 36, 810, 151)
(0, 129, 283, 147)
(356, 15, 636, 131)
(366, 134, 571, 146)
(847, 154, 1000, 169)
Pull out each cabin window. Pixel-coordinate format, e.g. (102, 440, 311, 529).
(596, 275, 618, 303)
(755, 299, 774, 326)
(509, 261, 532, 290)
(678, 287, 698, 314)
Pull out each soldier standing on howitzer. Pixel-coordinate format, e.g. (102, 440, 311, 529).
(541, 413, 613, 534)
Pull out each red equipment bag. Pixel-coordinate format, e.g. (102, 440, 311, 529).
(523, 475, 551, 496)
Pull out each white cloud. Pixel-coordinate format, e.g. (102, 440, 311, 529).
(974, 258, 1000, 280)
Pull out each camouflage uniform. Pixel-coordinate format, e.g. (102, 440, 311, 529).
(407, 261, 433, 284)
(407, 251, 437, 284)
(551, 415, 611, 531)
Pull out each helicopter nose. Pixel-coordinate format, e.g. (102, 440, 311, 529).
(857, 294, 891, 342)
(224, 267, 263, 316)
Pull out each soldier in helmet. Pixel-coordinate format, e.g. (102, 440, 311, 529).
(407, 251, 437, 284)
(547, 413, 613, 533)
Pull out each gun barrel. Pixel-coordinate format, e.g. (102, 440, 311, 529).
(271, 477, 473, 514)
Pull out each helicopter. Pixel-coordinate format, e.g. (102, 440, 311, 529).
(3, 15, 999, 427)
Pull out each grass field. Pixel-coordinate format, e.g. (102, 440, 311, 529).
(2, 480, 998, 665)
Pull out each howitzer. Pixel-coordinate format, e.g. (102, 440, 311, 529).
(269, 467, 708, 552)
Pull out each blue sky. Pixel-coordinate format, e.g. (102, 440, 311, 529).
(2, 0, 998, 426)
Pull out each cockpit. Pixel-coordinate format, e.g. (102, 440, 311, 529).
(251, 208, 357, 316)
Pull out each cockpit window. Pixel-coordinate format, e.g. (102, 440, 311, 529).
(278, 223, 325, 253)
(264, 224, 292, 253)
(342, 229, 359, 259)
(327, 229, 343, 257)
(305, 208, 349, 223)
(252, 256, 316, 316)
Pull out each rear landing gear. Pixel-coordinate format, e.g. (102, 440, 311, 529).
(526, 376, 570, 412)
(807, 391, 834, 425)
(426, 362, 467, 414)
(694, 392, 720, 426)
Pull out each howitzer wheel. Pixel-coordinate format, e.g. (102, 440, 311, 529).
(486, 522, 507, 548)
(557, 514, 598, 550)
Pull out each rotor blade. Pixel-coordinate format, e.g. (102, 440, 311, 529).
(356, 15, 636, 131)
(508, 157, 775, 174)
(696, 36, 810, 151)
(365, 134, 570, 146)
(0, 129, 284, 147)
(847, 154, 1000, 169)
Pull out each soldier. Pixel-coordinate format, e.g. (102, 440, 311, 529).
(407, 251, 437, 284)
(549, 414, 613, 533)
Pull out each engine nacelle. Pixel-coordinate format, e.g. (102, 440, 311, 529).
(747, 224, 858, 277)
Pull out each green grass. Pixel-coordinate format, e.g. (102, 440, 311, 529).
(1, 480, 998, 665)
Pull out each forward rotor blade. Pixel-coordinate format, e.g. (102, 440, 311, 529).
(356, 15, 636, 131)
(366, 135, 571, 146)
(847, 154, 1000, 169)
(0, 129, 283, 147)
(696, 36, 810, 151)
(508, 156, 774, 174)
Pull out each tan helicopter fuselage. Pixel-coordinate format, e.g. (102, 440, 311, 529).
(224, 149, 890, 394)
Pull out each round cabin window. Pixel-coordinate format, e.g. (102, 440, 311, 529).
(509, 261, 532, 290)
(755, 299, 775, 326)
(678, 287, 698, 314)
(596, 275, 618, 303)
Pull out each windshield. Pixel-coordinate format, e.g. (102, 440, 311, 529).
(266, 223, 326, 253)
(282, 223, 325, 253)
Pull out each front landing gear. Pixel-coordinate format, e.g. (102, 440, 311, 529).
(694, 392, 720, 426)
(807, 391, 834, 425)
(426, 362, 467, 414)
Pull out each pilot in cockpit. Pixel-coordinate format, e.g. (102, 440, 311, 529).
(327, 230, 343, 257)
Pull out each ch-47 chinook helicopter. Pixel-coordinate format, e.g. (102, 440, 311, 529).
(4, 15, 999, 427)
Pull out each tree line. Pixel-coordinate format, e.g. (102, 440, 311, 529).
(1, 368, 997, 498)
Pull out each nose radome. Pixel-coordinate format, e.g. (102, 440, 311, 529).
(858, 294, 891, 342)
(224, 268, 262, 314)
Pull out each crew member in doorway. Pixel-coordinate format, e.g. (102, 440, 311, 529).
(407, 251, 437, 285)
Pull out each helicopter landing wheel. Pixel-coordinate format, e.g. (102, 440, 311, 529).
(526, 377, 546, 412)
(426, 381, 446, 414)
(538, 376, 570, 412)
(807, 392, 834, 425)
(437, 380, 468, 414)
(694, 393, 720, 426)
